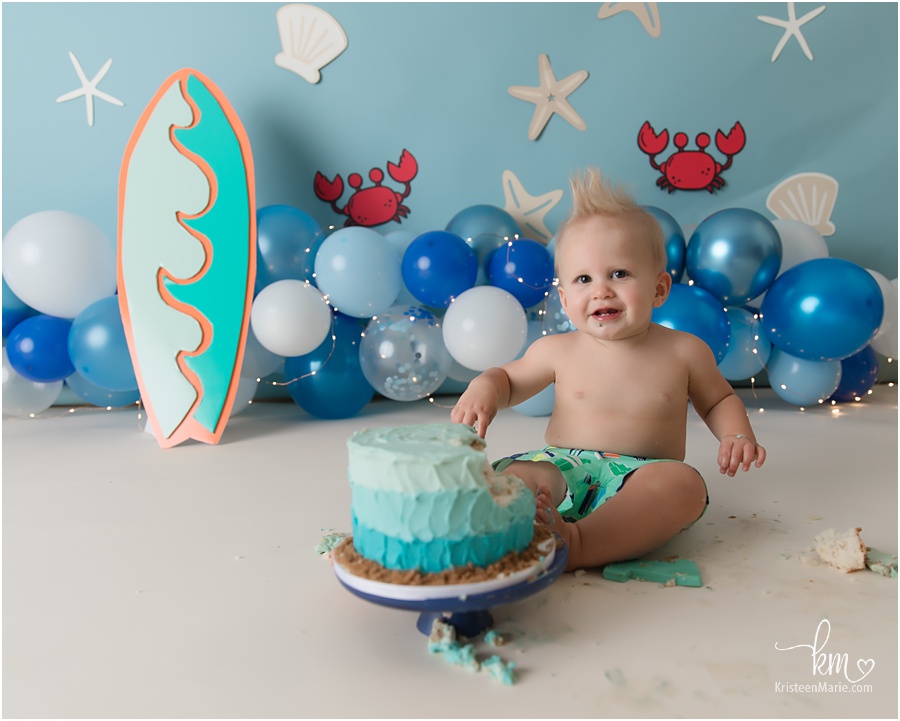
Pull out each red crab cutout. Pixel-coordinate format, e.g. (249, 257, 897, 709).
(638, 121, 745, 193)
(314, 149, 418, 227)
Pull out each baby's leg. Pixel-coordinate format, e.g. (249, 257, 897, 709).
(550, 461, 707, 572)
(502, 460, 567, 507)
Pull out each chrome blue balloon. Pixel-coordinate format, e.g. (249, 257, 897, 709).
(652, 284, 731, 362)
(6, 314, 74, 382)
(285, 312, 374, 419)
(830, 346, 879, 403)
(486, 239, 554, 308)
(446, 205, 522, 284)
(255, 204, 324, 294)
(716, 307, 771, 381)
(65, 370, 140, 407)
(401, 231, 477, 308)
(767, 347, 841, 406)
(68, 296, 137, 392)
(643, 206, 685, 283)
(686, 208, 782, 305)
(760, 258, 884, 362)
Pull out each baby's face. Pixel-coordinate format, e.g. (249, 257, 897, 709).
(556, 216, 670, 342)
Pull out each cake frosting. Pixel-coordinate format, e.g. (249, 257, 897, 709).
(347, 423, 535, 573)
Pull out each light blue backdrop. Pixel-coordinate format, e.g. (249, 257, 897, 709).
(3, 2, 897, 280)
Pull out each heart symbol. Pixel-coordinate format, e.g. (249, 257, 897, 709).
(856, 658, 875, 680)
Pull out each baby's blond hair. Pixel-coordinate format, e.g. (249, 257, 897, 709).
(556, 168, 667, 274)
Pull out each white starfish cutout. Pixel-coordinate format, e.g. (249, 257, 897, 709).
(597, 3, 661, 38)
(501, 170, 563, 245)
(757, 2, 826, 62)
(508, 54, 588, 141)
(56, 51, 124, 126)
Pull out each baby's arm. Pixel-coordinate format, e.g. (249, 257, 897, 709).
(685, 337, 766, 476)
(451, 336, 557, 438)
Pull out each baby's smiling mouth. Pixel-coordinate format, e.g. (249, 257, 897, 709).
(592, 307, 621, 321)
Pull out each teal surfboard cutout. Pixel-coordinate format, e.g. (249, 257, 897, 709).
(118, 69, 256, 448)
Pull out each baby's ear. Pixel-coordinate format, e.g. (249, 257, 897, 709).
(653, 271, 672, 307)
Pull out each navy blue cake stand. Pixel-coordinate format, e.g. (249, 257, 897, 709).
(334, 537, 568, 638)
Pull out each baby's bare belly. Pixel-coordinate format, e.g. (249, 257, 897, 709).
(543, 407, 688, 460)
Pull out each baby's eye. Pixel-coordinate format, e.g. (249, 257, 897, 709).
(611, 269, 630, 279)
(574, 274, 591, 284)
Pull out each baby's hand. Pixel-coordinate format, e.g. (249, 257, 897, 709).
(718, 435, 766, 476)
(450, 394, 497, 439)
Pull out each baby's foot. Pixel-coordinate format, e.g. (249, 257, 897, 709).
(534, 485, 554, 525)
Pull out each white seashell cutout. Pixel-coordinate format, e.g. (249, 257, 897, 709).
(766, 172, 838, 236)
(275, 4, 348, 84)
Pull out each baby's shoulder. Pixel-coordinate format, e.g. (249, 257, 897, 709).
(649, 323, 717, 361)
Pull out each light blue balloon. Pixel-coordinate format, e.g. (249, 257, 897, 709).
(767, 347, 841, 406)
(359, 305, 453, 401)
(314, 226, 402, 318)
(687, 208, 782, 305)
(446, 205, 522, 284)
(68, 296, 138, 392)
(760, 258, 884, 362)
(717, 307, 771, 381)
(643, 206, 686, 283)
(65, 370, 140, 407)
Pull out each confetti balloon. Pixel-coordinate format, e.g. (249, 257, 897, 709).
(359, 305, 452, 401)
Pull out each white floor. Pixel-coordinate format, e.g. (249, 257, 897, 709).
(3, 385, 897, 719)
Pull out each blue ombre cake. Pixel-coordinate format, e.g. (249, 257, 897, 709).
(348, 424, 535, 574)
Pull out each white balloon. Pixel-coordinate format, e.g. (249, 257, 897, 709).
(2, 210, 116, 318)
(2, 347, 63, 416)
(250, 280, 332, 357)
(442, 286, 527, 371)
(869, 272, 898, 358)
(240, 325, 284, 379)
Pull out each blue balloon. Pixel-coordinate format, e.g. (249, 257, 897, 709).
(767, 347, 841, 406)
(314, 226, 402, 318)
(652, 284, 731, 362)
(255, 205, 324, 294)
(401, 231, 478, 308)
(830, 345, 879, 403)
(68, 296, 138, 391)
(65, 370, 141, 407)
(487, 239, 554, 308)
(717, 307, 771, 381)
(687, 208, 782, 305)
(2, 277, 37, 338)
(643, 206, 686, 283)
(446, 205, 522, 284)
(285, 312, 374, 419)
(760, 258, 884, 362)
(6, 314, 74, 382)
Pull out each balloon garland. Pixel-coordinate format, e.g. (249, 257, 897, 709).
(2, 204, 896, 421)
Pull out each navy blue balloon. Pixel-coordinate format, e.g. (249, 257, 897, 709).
(285, 312, 374, 419)
(687, 208, 782, 305)
(68, 296, 137, 392)
(652, 284, 731, 362)
(65, 370, 140, 407)
(830, 345, 879, 403)
(255, 204, 324, 294)
(643, 206, 685, 283)
(760, 258, 884, 362)
(486, 239, 554, 308)
(6, 314, 75, 382)
(401, 231, 478, 308)
(446, 205, 522, 283)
